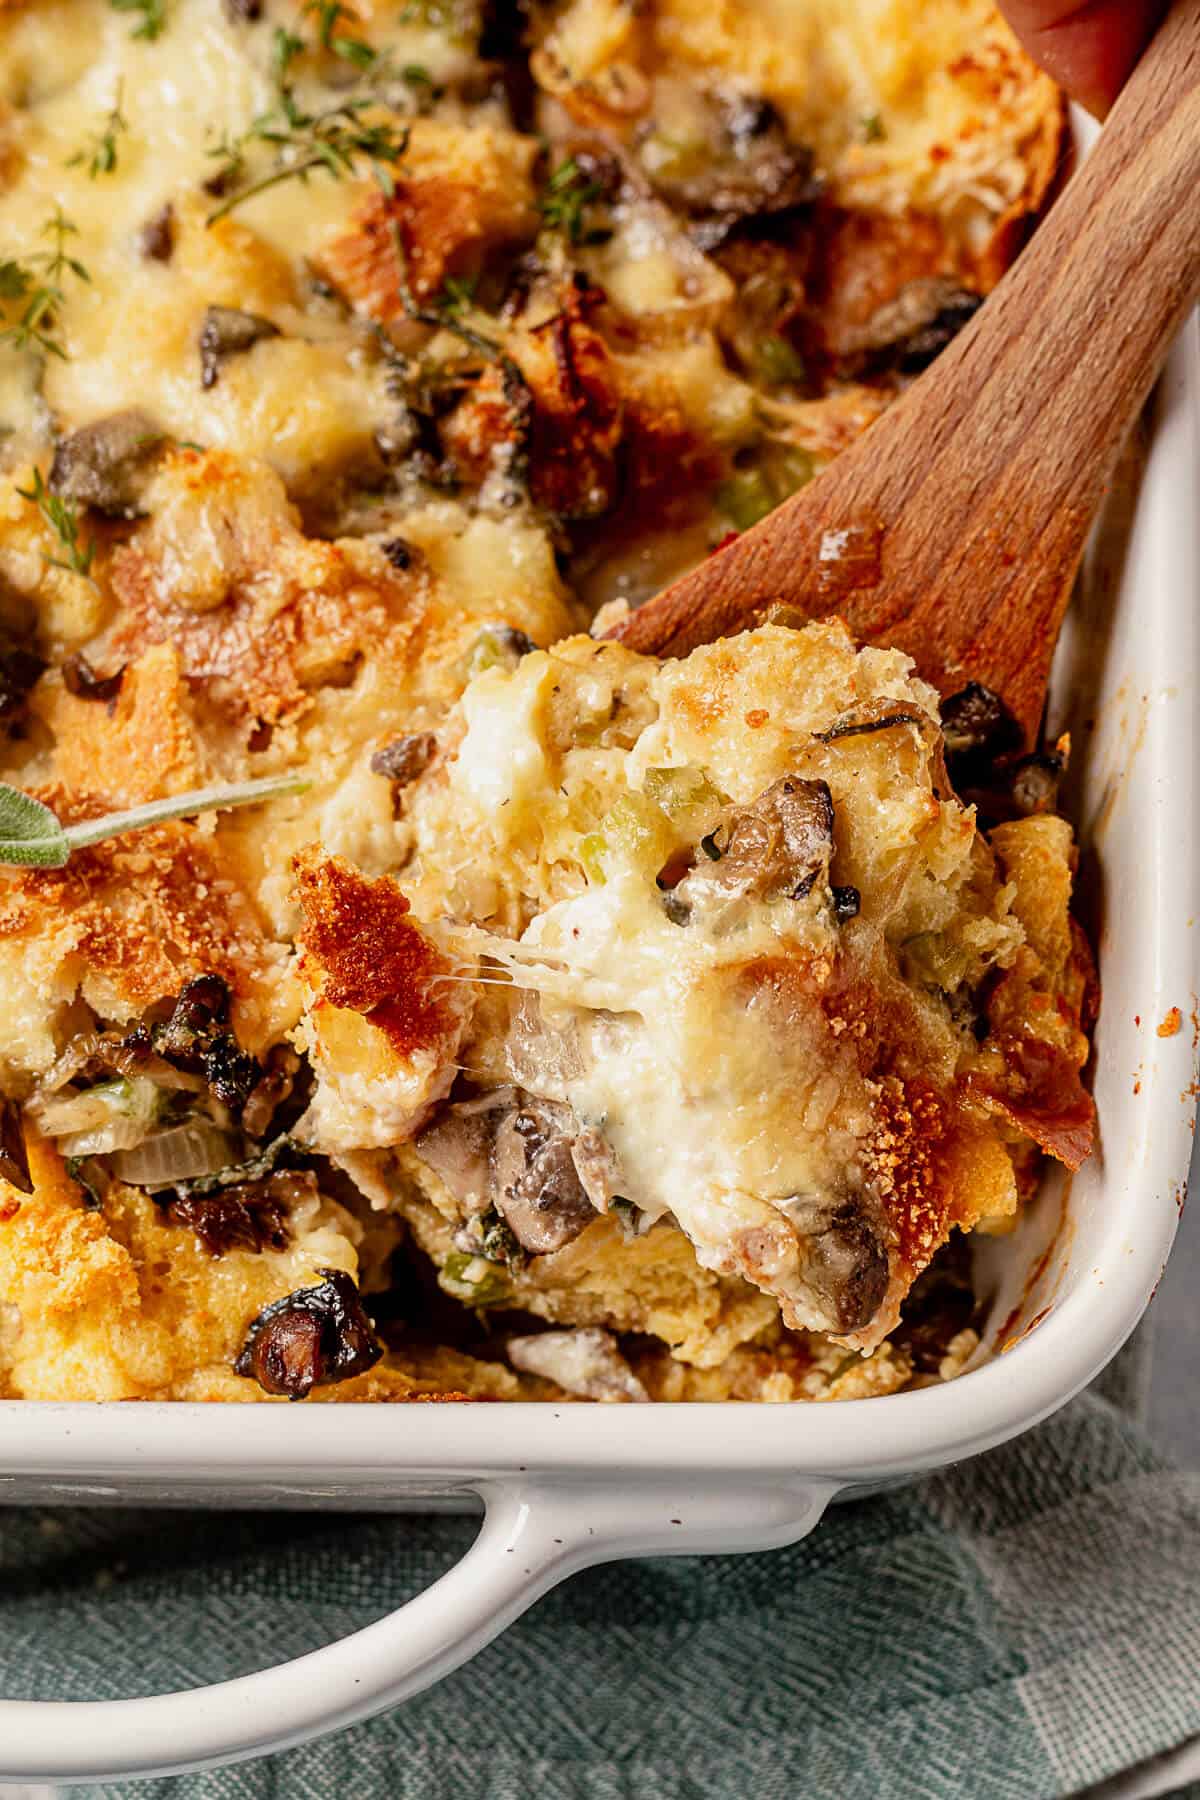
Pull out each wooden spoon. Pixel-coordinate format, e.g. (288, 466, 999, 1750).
(612, 0, 1200, 746)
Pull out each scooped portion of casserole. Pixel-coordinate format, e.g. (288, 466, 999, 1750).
(0, 0, 1078, 1401)
(320, 621, 1094, 1365)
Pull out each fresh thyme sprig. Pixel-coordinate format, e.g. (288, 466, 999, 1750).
(436, 273, 478, 320)
(0, 211, 90, 361)
(539, 157, 604, 246)
(0, 774, 311, 869)
(205, 93, 409, 224)
(305, 0, 376, 69)
(68, 83, 129, 178)
(15, 468, 97, 582)
(109, 0, 167, 40)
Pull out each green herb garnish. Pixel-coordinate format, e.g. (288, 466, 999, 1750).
(0, 774, 310, 869)
(860, 112, 885, 143)
(306, 0, 376, 67)
(436, 273, 478, 319)
(0, 210, 90, 362)
(755, 333, 808, 389)
(539, 156, 604, 246)
(109, 0, 167, 40)
(205, 95, 409, 223)
(272, 24, 306, 85)
(15, 468, 96, 581)
(68, 83, 129, 178)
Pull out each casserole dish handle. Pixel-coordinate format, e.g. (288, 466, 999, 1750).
(0, 1475, 837, 1785)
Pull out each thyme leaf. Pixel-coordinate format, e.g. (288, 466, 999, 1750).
(109, 0, 167, 40)
(0, 210, 90, 362)
(68, 83, 129, 178)
(0, 773, 311, 869)
(205, 98, 409, 224)
(305, 0, 376, 67)
(436, 273, 478, 320)
(15, 468, 96, 581)
(539, 157, 603, 245)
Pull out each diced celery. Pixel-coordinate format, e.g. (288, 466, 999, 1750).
(579, 832, 608, 885)
(441, 1251, 512, 1307)
(641, 766, 725, 834)
(579, 792, 674, 884)
(459, 623, 534, 681)
(755, 334, 808, 389)
(715, 470, 776, 532)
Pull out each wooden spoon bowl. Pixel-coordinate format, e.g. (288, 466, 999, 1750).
(612, 0, 1200, 746)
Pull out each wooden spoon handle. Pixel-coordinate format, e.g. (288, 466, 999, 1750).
(615, 0, 1200, 738)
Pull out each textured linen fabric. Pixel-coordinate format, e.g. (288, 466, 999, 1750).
(2, 1336, 1199, 1800)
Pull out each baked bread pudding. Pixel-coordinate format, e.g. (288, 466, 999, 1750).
(0, 0, 1087, 1403)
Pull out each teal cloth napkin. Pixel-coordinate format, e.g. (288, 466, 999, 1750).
(3, 1338, 1199, 1800)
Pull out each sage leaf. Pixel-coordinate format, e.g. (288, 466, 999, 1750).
(0, 771, 308, 869)
(0, 785, 69, 866)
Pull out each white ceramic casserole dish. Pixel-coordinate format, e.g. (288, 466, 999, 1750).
(0, 133, 1198, 1787)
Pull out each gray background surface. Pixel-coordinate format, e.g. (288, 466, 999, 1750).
(1148, 1134, 1199, 1466)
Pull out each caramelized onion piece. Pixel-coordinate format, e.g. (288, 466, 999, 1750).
(166, 1170, 304, 1257)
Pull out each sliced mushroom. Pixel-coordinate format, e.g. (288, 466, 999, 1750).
(48, 409, 165, 518)
(199, 306, 281, 390)
(939, 681, 1022, 765)
(835, 278, 982, 378)
(416, 1085, 606, 1254)
(685, 775, 835, 903)
(62, 652, 125, 709)
(369, 731, 437, 785)
(151, 974, 260, 1113)
(415, 1089, 512, 1215)
(138, 204, 175, 263)
(0, 1096, 33, 1195)
(0, 630, 45, 722)
(491, 1098, 598, 1253)
(234, 1268, 381, 1399)
(783, 1192, 890, 1334)
(507, 1327, 648, 1401)
(638, 86, 818, 249)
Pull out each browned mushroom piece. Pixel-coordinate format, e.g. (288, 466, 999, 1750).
(416, 1087, 609, 1254)
(491, 1098, 598, 1253)
(833, 278, 982, 379)
(0, 629, 46, 723)
(48, 409, 165, 518)
(685, 775, 835, 903)
(0, 1096, 33, 1195)
(785, 1193, 890, 1334)
(369, 731, 438, 785)
(234, 1268, 382, 1399)
(61, 652, 126, 708)
(138, 204, 176, 263)
(199, 306, 281, 390)
(939, 681, 1022, 764)
(638, 90, 818, 249)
